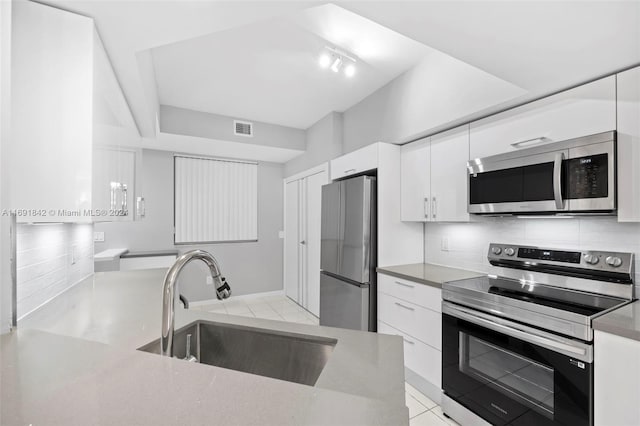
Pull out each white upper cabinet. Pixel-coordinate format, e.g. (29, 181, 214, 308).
(330, 143, 378, 180)
(401, 125, 470, 222)
(401, 137, 430, 221)
(617, 66, 640, 222)
(10, 2, 139, 223)
(430, 126, 470, 222)
(92, 31, 138, 221)
(469, 76, 616, 159)
(10, 1, 94, 222)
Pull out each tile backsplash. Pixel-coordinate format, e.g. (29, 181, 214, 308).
(16, 223, 94, 319)
(425, 217, 640, 289)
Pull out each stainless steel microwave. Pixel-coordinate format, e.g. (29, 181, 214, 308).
(467, 131, 616, 215)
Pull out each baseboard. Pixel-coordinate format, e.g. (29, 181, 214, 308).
(189, 289, 285, 307)
(405, 367, 442, 405)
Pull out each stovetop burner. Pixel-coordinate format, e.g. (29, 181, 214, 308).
(442, 243, 635, 342)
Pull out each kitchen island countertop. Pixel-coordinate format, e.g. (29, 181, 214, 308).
(3, 269, 408, 425)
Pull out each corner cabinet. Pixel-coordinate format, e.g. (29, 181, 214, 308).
(401, 125, 470, 222)
(617, 66, 640, 222)
(284, 165, 329, 317)
(9, 1, 139, 223)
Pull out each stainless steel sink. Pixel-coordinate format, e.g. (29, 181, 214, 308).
(139, 320, 337, 386)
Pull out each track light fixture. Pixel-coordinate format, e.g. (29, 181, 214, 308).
(318, 46, 357, 78)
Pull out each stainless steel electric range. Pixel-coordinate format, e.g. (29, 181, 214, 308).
(441, 243, 635, 426)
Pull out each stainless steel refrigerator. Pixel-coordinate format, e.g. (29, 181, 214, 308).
(319, 175, 376, 332)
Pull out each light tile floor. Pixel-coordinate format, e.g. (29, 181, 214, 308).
(193, 294, 459, 426)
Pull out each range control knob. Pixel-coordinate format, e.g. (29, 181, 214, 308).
(491, 247, 502, 255)
(605, 256, 623, 267)
(584, 254, 599, 265)
(504, 247, 515, 256)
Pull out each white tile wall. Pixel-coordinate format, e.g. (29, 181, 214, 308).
(425, 217, 640, 289)
(16, 223, 93, 319)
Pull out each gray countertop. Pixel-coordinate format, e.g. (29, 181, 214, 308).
(377, 263, 484, 288)
(593, 300, 640, 342)
(120, 249, 179, 258)
(5, 269, 408, 425)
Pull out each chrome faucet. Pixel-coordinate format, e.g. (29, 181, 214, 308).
(161, 250, 231, 357)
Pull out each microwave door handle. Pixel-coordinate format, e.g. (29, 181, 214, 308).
(553, 152, 565, 210)
(442, 302, 592, 362)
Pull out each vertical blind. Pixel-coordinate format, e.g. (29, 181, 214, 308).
(174, 156, 258, 244)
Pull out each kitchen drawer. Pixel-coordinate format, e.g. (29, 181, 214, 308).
(470, 76, 616, 159)
(378, 292, 441, 350)
(378, 320, 442, 388)
(330, 143, 378, 180)
(378, 273, 442, 313)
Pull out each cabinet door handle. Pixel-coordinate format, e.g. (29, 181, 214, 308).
(424, 197, 429, 218)
(136, 196, 145, 218)
(344, 168, 356, 174)
(432, 196, 437, 220)
(300, 240, 306, 245)
(395, 281, 415, 289)
(395, 302, 415, 311)
(403, 337, 415, 345)
(510, 136, 550, 149)
(110, 182, 118, 210)
(121, 184, 128, 214)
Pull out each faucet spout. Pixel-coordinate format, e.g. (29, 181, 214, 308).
(161, 250, 231, 357)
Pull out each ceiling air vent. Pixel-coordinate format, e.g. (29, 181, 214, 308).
(234, 120, 253, 137)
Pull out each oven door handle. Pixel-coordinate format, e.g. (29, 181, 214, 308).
(443, 302, 593, 363)
(553, 152, 565, 210)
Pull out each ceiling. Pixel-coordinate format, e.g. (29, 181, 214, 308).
(341, 1, 640, 93)
(38, 1, 640, 140)
(150, 4, 432, 129)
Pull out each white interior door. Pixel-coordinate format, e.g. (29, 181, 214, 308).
(304, 170, 327, 317)
(284, 180, 300, 302)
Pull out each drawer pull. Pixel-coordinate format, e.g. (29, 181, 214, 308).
(395, 281, 415, 289)
(403, 338, 415, 345)
(395, 302, 415, 311)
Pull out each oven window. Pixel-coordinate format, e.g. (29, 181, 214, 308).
(460, 332, 555, 419)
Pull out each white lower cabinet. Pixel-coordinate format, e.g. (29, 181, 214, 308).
(594, 330, 640, 426)
(377, 272, 442, 389)
(378, 320, 442, 388)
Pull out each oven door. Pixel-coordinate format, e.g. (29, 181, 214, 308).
(442, 302, 593, 426)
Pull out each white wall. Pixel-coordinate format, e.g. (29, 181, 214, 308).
(16, 223, 94, 320)
(342, 51, 526, 152)
(94, 149, 284, 301)
(284, 111, 343, 178)
(424, 217, 640, 292)
(160, 105, 305, 151)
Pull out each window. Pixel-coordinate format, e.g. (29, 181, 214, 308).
(174, 155, 258, 244)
